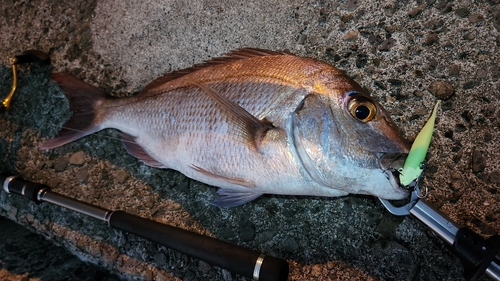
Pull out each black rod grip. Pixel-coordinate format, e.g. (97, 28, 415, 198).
(109, 211, 289, 281)
(1, 172, 48, 202)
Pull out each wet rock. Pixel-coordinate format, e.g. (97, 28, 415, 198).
(76, 168, 89, 183)
(321, 28, 331, 38)
(355, 54, 367, 68)
(472, 149, 486, 173)
(239, 221, 256, 242)
(384, 25, 399, 33)
(54, 156, 69, 172)
(463, 80, 480, 90)
(318, 8, 328, 23)
(373, 58, 385, 68)
(424, 19, 444, 29)
(198, 261, 212, 274)
(424, 32, 439, 45)
(444, 130, 453, 139)
(469, 13, 485, 23)
(461, 110, 472, 123)
(494, 10, 500, 32)
(308, 34, 319, 45)
(116, 170, 129, 183)
(482, 104, 496, 117)
(491, 65, 500, 80)
(374, 81, 387, 90)
(408, 3, 426, 18)
(17, 149, 29, 162)
(428, 81, 454, 99)
(493, 10, 500, 31)
(379, 38, 396, 51)
(427, 57, 438, 71)
(340, 14, 354, 23)
(342, 29, 359, 41)
(376, 212, 404, 238)
(154, 253, 167, 266)
(383, 4, 397, 17)
(69, 151, 86, 165)
(310, 264, 323, 277)
(388, 78, 403, 86)
(413, 90, 424, 97)
(338, 22, 347, 32)
(298, 34, 307, 45)
(449, 64, 460, 76)
(440, 3, 453, 14)
(256, 229, 278, 245)
(455, 8, 470, 18)
(455, 124, 467, 132)
(165, 202, 181, 211)
(412, 107, 428, 117)
(341, 0, 361, 11)
(368, 34, 380, 44)
(325, 48, 336, 58)
(484, 132, 493, 142)
(463, 30, 476, 41)
(281, 236, 299, 252)
(487, 171, 500, 183)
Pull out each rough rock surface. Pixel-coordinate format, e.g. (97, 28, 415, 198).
(1, 0, 499, 280)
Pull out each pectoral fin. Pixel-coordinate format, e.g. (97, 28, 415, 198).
(191, 81, 274, 149)
(121, 133, 166, 168)
(212, 188, 263, 208)
(191, 165, 255, 188)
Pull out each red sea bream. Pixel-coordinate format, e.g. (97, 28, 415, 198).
(42, 49, 410, 207)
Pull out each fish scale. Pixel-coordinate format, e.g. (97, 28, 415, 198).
(42, 49, 410, 207)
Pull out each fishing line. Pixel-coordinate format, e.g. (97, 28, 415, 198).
(0, 114, 136, 146)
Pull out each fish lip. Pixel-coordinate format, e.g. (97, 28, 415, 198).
(384, 169, 410, 199)
(378, 152, 410, 199)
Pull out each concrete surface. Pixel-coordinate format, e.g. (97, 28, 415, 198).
(1, 0, 499, 280)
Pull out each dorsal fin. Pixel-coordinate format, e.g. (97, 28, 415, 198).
(140, 48, 289, 94)
(191, 81, 274, 149)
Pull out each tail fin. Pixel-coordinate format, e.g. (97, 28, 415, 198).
(40, 73, 107, 149)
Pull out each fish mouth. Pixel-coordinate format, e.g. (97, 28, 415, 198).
(379, 152, 407, 171)
(378, 152, 410, 199)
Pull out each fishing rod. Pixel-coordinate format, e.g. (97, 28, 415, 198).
(0, 172, 289, 281)
(380, 189, 500, 281)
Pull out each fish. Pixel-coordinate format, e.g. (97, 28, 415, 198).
(41, 48, 410, 207)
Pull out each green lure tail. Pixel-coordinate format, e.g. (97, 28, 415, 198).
(399, 100, 441, 187)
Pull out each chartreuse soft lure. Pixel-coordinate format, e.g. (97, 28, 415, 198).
(399, 100, 441, 187)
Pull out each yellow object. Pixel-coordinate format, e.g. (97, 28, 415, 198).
(399, 100, 441, 186)
(2, 57, 18, 110)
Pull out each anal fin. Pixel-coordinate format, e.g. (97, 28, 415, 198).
(121, 133, 166, 168)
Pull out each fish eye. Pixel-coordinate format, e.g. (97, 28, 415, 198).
(348, 96, 377, 122)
